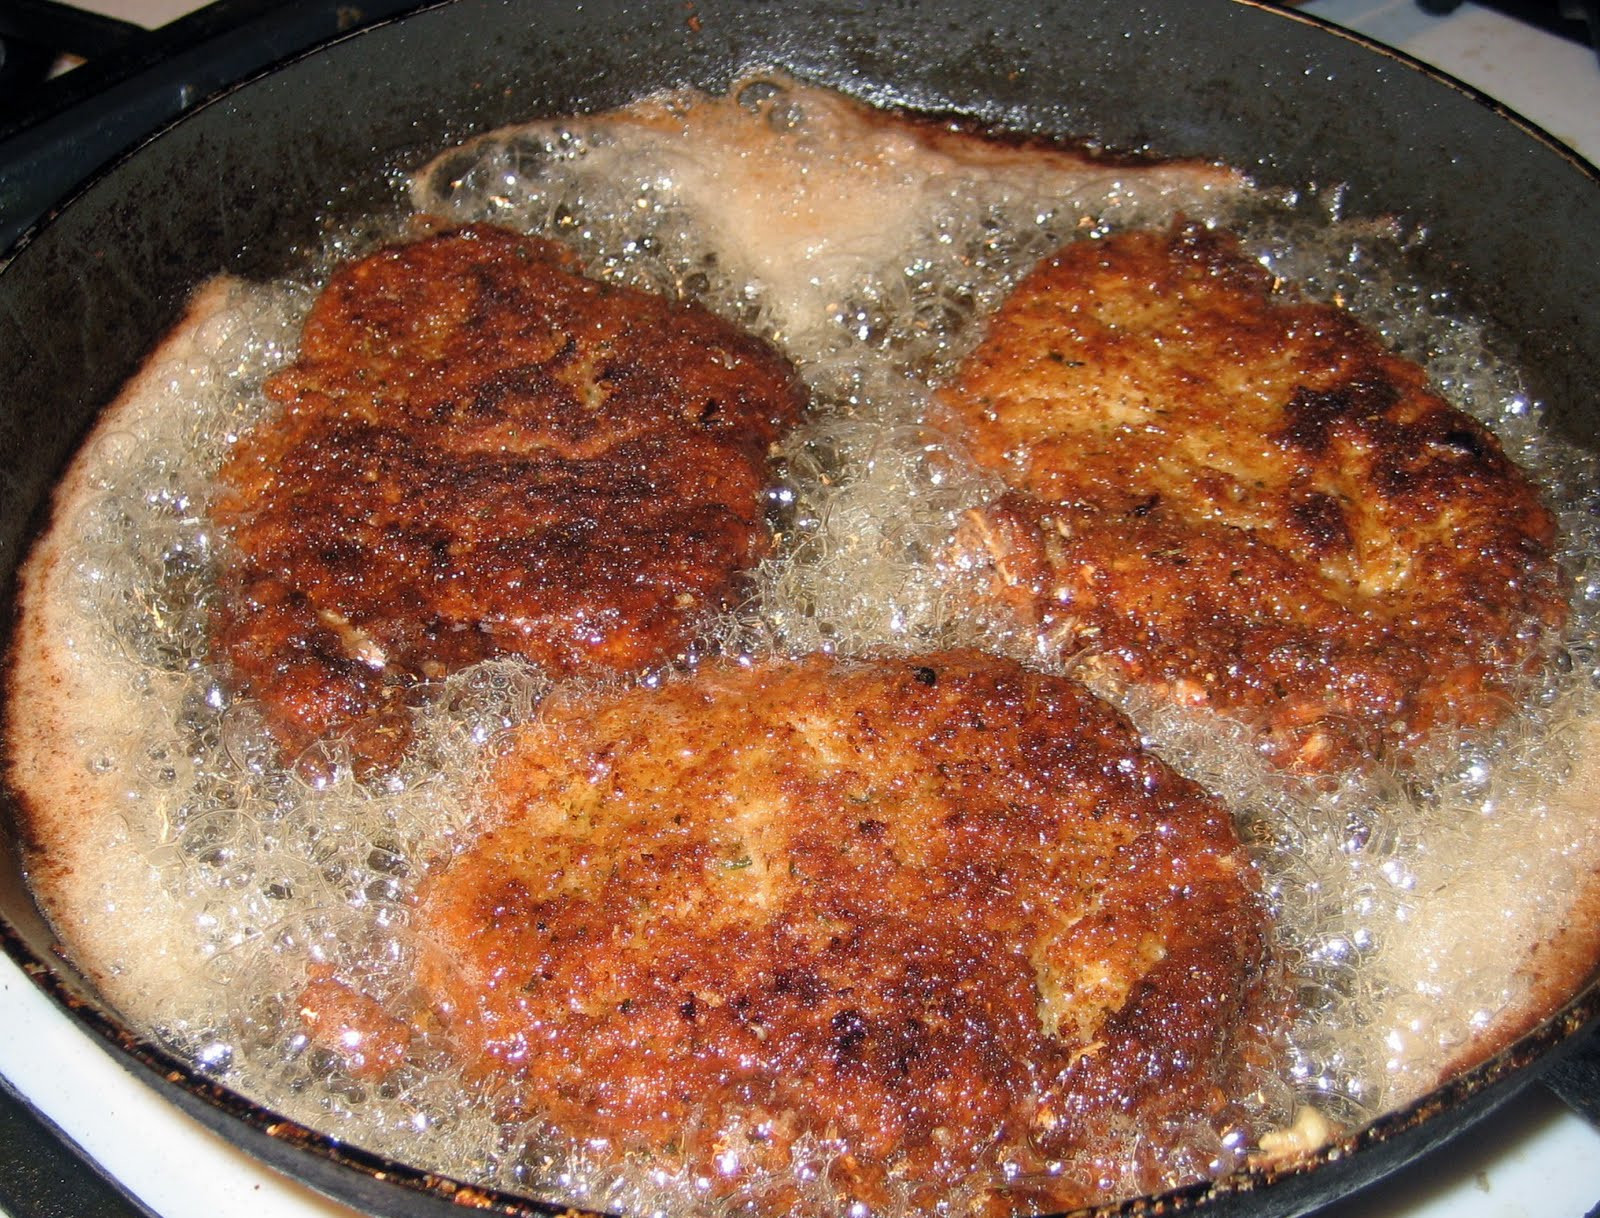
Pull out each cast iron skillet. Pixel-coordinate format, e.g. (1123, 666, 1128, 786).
(2, 1, 1597, 1215)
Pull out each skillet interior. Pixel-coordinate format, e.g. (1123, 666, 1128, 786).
(1, 1, 1597, 1214)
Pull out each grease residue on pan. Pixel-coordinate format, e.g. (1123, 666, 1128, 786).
(5, 72, 1600, 1218)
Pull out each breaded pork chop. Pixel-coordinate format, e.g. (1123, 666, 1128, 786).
(416, 651, 1282, 1212)
(214, 225, 804, 765)
(944, 224, 1564, 768)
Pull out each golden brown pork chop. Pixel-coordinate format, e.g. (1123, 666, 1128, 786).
(944, 224, 1564, 768)
(214, 225, 804, 765)
(416, 651, 1283, 1212)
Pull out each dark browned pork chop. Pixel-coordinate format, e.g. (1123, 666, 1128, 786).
(214, 225, 804, 764)
(944, 224, 1564, 768)
(416, 651, 1283, 1213)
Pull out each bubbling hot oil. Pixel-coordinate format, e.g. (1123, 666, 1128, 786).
(33, 77, 1600, 1214)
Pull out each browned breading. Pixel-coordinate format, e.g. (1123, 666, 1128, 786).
(415, 651, 1283, 1211)
(943, 223, 1564, 768)
(213, 225, 804, 765)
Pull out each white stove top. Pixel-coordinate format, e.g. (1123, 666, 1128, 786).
(2, 2, 1598, 1216)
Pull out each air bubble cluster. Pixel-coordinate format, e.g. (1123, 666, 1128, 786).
(27, 76, 1600, 1216)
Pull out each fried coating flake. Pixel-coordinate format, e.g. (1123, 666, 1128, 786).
(213, 225, 804, 764)
(417, 651, 1282, 1212)
(944, 223, 1564, 768)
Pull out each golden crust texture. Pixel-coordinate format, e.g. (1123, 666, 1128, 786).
(416, 651, 1283, 1211)
(214, 225, 805, 764)
(943, 223, 1564, 768)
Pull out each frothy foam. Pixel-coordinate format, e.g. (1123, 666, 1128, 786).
(11, 76, 1600, 1214)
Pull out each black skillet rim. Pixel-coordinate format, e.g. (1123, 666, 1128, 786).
(1, 1, 1598, 1215)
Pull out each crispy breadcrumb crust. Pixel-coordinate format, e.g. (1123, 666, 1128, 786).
(214, 225, 805, 764)
(417, 651, 1285, 1210)
(944, 223, 1564, 769)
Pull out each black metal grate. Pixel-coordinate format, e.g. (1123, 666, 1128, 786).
(1418, 0, 1600, 56)
(0, 0, 425, 253)
(0, 1, 145, 114)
